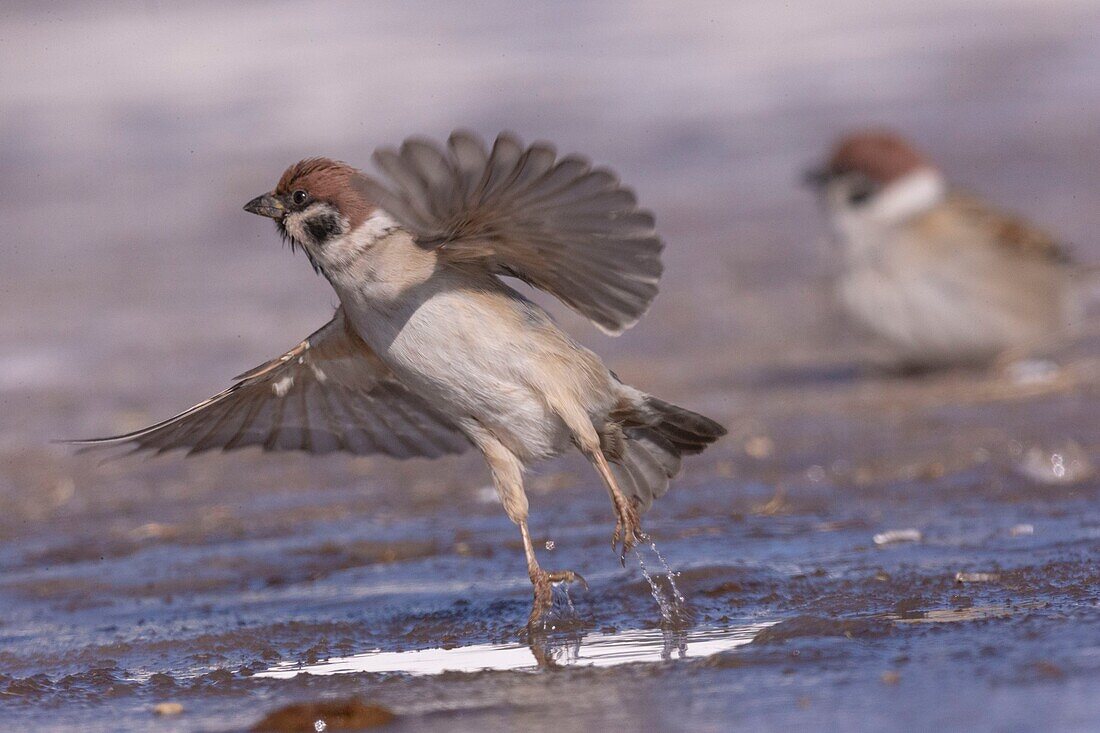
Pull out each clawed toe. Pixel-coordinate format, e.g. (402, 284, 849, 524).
(611, 500, 646, 564)
(545, 569, 588, 590)
(527, 568, 587, 627)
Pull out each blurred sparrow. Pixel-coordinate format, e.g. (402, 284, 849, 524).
(806, 130, 1083, 368)
(74, 131, 725, 625)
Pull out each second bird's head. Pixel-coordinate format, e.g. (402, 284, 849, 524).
(244, 158, 380, 274)
(804, 130, 946, 237)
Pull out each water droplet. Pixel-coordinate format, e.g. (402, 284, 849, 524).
(1017, 442, 1093, 485)
(314, 720, 328, 732)
(544, 540, 555, 551)
(1051, 454, 1066, 478)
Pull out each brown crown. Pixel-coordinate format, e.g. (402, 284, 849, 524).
(827, 131, 931, 185)
(276, 157, 374, 229)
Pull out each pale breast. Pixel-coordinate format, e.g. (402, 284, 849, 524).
(344, 276, 596, 461)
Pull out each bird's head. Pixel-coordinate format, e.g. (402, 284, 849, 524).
(804, 130, 946, 234)
(244, 157, 379, 274)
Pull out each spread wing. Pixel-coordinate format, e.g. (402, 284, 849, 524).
(353, 131, 663, 335)
(68, 309, 470, 458)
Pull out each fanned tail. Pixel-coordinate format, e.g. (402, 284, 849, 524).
(609, 396, 726, 512)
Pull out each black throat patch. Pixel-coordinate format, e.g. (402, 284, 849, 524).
(304, 212, 344, 244)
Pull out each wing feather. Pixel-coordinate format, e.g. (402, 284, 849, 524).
(354, 131, 664, 334)
(68, 309, 470, 459)
(941, 192, 1071, 263)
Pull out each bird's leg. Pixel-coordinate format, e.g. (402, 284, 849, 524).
(469, 427, 585, 627)
(560, 408, 646, 565)
(547, 402, 645, 563)
(590, 449, 645, 563)
(520, 520, 587, 628)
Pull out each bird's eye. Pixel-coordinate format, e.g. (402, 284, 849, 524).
(847, 181, 875, 206)
(292, 190, 309, 206)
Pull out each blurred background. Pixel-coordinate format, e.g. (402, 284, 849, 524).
(3, 2, 1100, 731)
(5, 0, 1100, 433)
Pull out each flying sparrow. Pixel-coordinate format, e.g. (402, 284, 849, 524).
(805, 130, 1083, 368)
(73, 131, 726, 625)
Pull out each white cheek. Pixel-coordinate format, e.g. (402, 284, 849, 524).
(827, 169, 946, 247)
(282, 212, 310, 244)
(867, 169, 946, 222)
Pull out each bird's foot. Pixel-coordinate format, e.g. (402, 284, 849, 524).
(611, 497, 646, 564)
(527, 568, 588, 628)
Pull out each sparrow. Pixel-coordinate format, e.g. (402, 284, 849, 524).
(805, 130, 1083, 368)
(73, 131, 726, 626)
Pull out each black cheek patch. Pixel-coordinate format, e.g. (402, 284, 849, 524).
(304, 213, 343, 244)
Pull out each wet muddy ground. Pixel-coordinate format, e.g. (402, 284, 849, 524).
(3, 1, 1100, 731)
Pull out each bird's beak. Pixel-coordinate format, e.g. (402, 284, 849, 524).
(243, 193, 285, 219)
(801, 166, 830, 189)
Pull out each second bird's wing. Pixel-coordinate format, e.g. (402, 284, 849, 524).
(69, 309, 470, 458)
(354, 131, 663, 335)
(940, 192, 1071, 264)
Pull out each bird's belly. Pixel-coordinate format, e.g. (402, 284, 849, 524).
(350, 292, 571, 461)
(839, 262, 1027, 362)
(394, 352, 569, 462)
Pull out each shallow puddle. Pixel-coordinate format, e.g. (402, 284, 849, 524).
(255, 621, 777, 678)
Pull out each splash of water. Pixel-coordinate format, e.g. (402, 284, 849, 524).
(560, 582, 577, 616)
(660, 626, 688, 661)
(535, 580, 580, 632)
(633, 536, 691, 625)
(649, 538, 686, 606)
(634, 548, 676, 622)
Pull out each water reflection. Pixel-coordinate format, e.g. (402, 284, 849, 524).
(883, 602, 1046, 624)
(255, 621, 776, 678)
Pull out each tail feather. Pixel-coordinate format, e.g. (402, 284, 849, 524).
(609, 396, 726, 512)
(643, 397, 727, 455)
